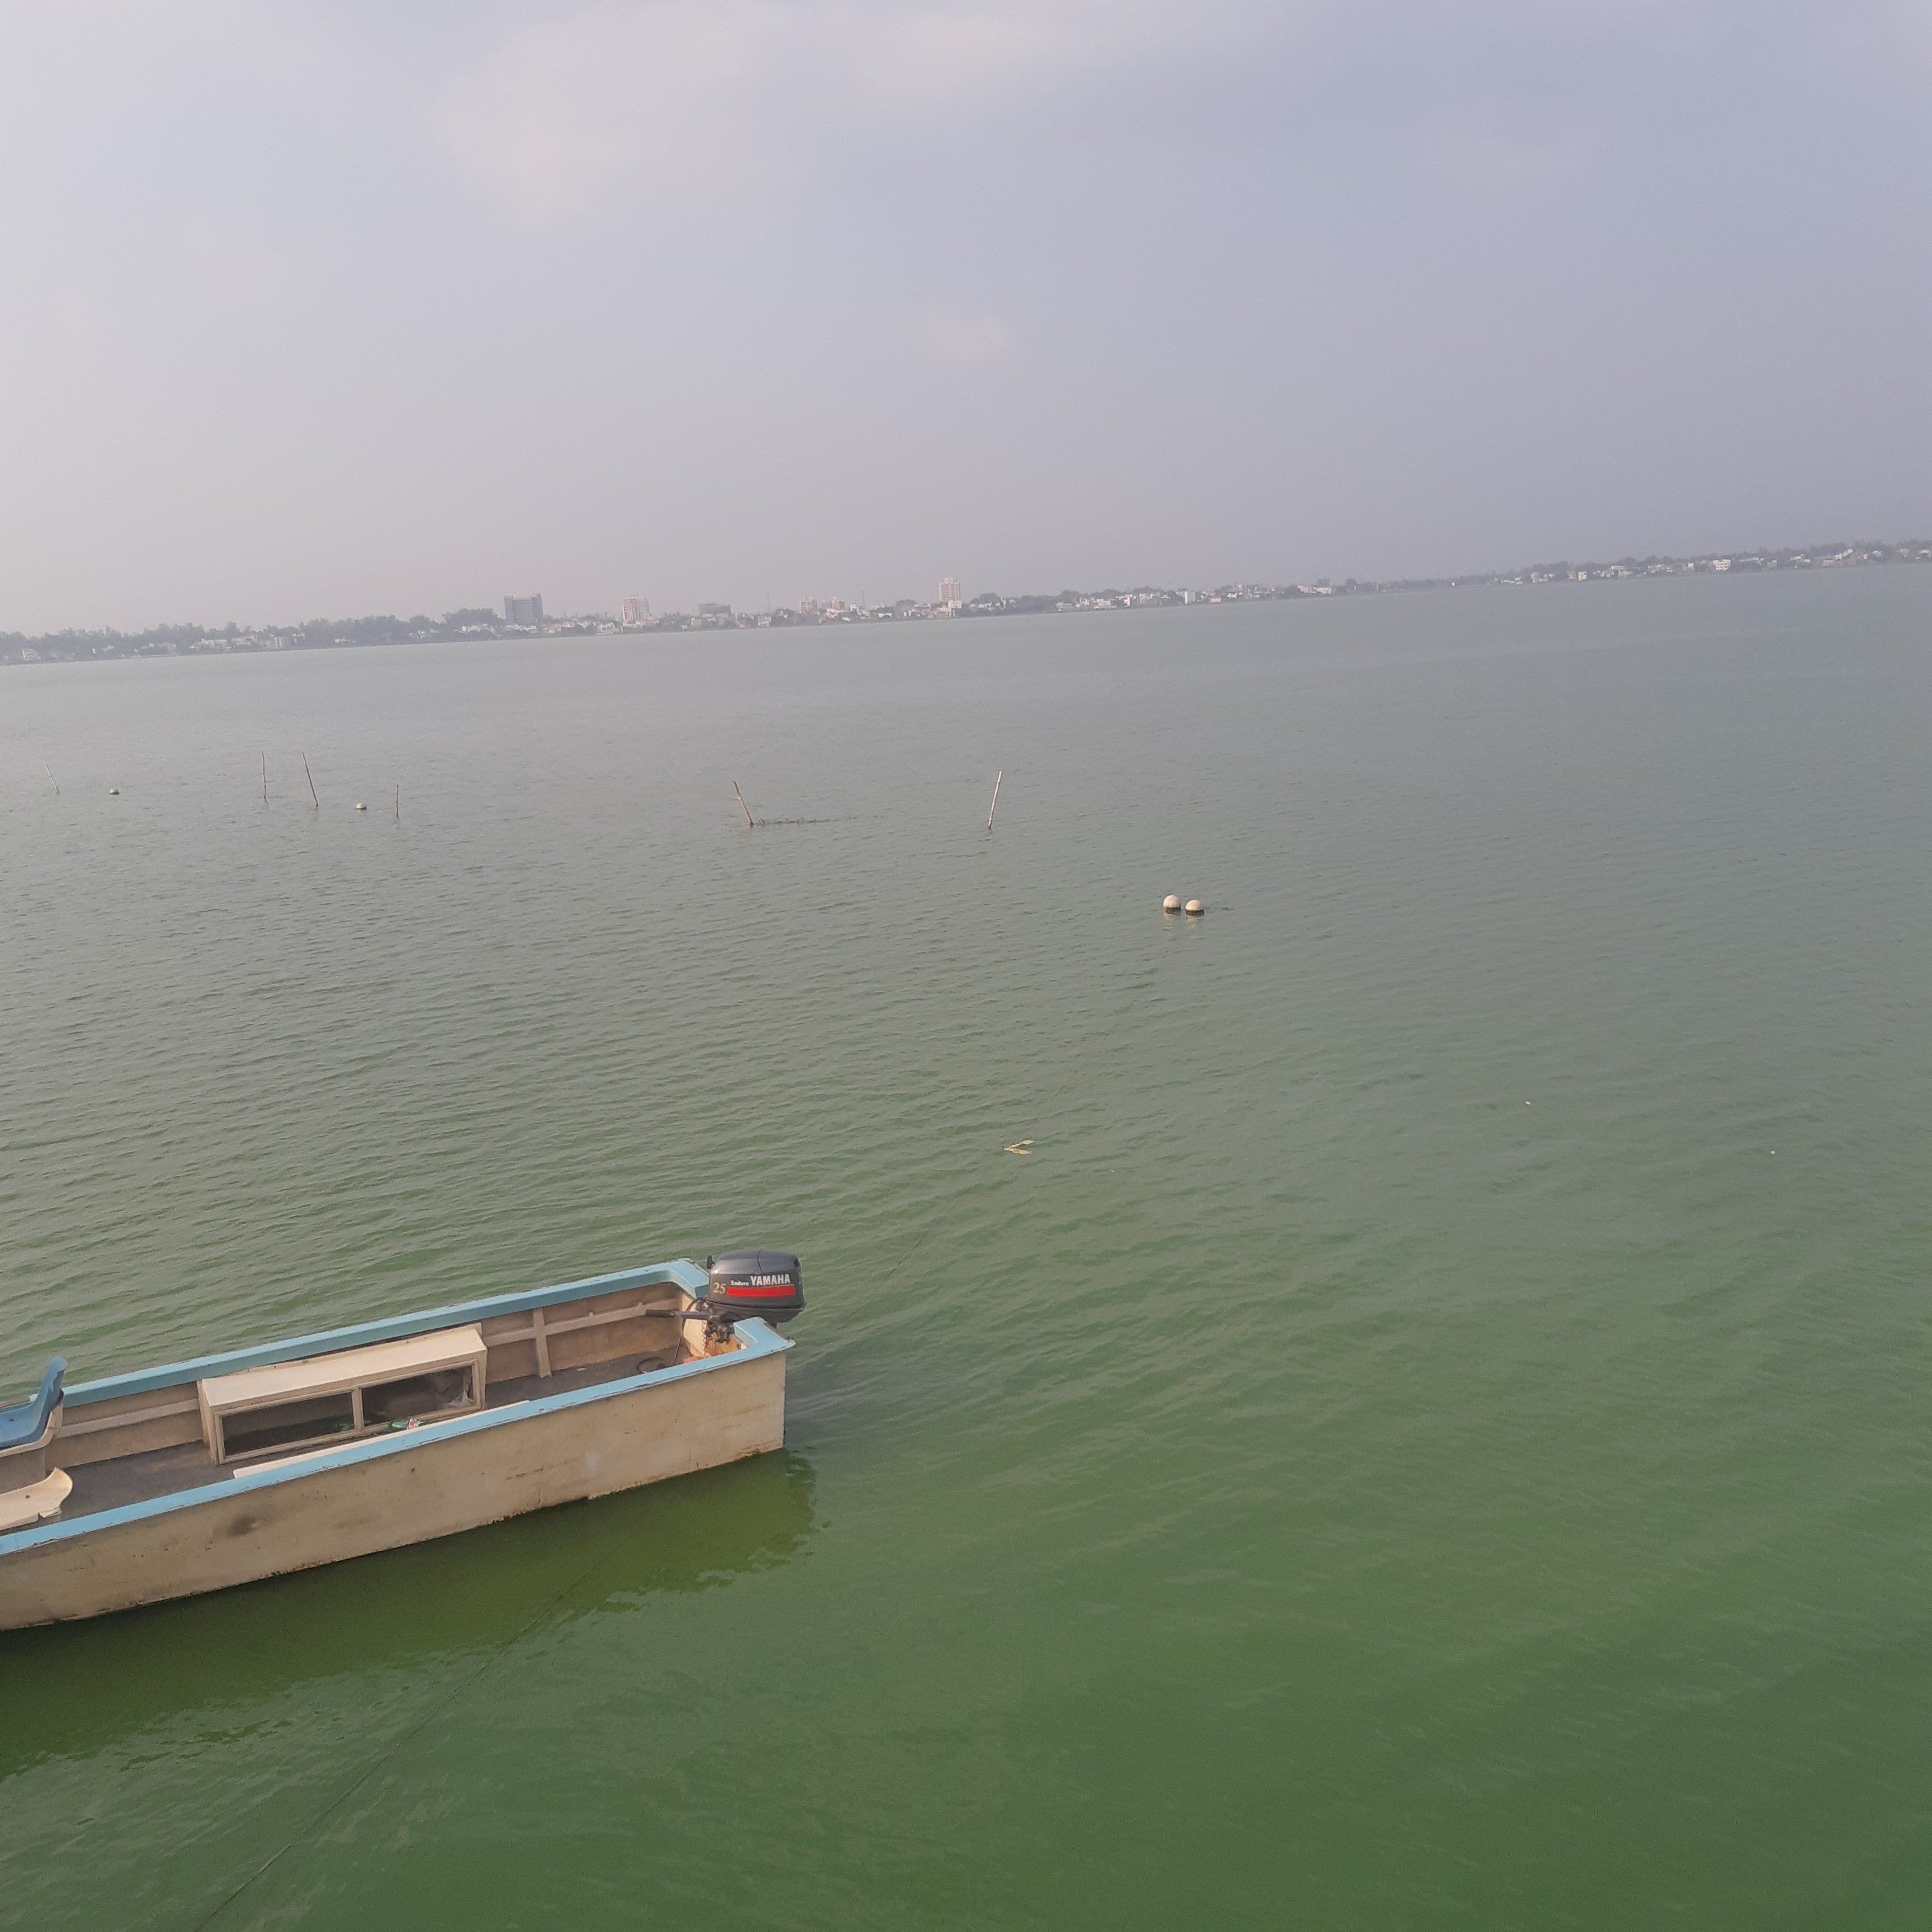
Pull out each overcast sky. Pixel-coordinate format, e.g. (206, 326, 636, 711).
(2, 1, 1928, 629)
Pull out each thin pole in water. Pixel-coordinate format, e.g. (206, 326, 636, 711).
(43, 763, 58, 797)
(301, 753, 319, 810)
(394, 783, 400, 823)
(986, 770, 1002, 833)
(732, 780, 755, 830)
(260, 751, 268, 804)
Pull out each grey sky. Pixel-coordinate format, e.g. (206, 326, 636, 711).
(2, 1, 1928, 630)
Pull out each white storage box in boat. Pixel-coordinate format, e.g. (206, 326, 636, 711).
(197, 1325, 487, 1464)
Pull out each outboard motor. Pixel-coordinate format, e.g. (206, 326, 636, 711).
(704, 1249, 806, 1324)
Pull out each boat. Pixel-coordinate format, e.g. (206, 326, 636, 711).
(0, 1250, 805, 1630)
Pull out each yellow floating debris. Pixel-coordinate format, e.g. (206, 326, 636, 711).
(1003, 1140, 1034, 1154)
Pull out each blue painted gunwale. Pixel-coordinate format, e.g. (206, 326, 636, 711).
(63, 1258, 709, 1407)
(0, 1259, 791, 1560)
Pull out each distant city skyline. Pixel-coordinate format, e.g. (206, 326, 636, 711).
(10, 539, 1928, 667)
(0, 4, 1926, 634)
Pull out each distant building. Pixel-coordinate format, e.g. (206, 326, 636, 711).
(504, 594, 543, 625)
(939, 575, 962, 609)
(621, 596, 651, 624)
(697, 602, 732, 619)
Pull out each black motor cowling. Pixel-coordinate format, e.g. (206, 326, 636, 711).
(705, 1249, 805, 1324)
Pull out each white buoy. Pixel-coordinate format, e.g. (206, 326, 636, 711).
(108, 787, 120, 797)
(1162, 894, 1182, 913)
(1185, 899, 1204, 916)
(354, 801, 367, 812)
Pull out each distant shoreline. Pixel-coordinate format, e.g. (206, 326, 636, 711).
(6, 539, 1929, 668)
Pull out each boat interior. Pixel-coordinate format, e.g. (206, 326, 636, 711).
(2, 1277, 727, 1531)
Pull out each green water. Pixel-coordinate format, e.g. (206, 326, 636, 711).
(4, 571, 1932, 1928)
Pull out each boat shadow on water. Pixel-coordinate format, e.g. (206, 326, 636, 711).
(0, 1448, 818, 1784)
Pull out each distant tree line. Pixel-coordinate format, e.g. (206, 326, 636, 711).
(0, 609, 527, 665)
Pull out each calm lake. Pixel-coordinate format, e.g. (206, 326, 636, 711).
(4, 570, 1932, 1928)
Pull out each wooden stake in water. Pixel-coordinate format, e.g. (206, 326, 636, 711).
(732, 780, 755, 830)
(986, 770, 1003, 833)
(394, 783, 400, 823)
(44, 763, 58, 797)
(301, 752, 319, 810)
(260, 751, 267, 803)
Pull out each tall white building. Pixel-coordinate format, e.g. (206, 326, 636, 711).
(939, 575, 962, 609)
(621, 596, 651, 624)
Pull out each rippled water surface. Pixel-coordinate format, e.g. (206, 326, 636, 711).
(5, 572, 1932, 1928)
